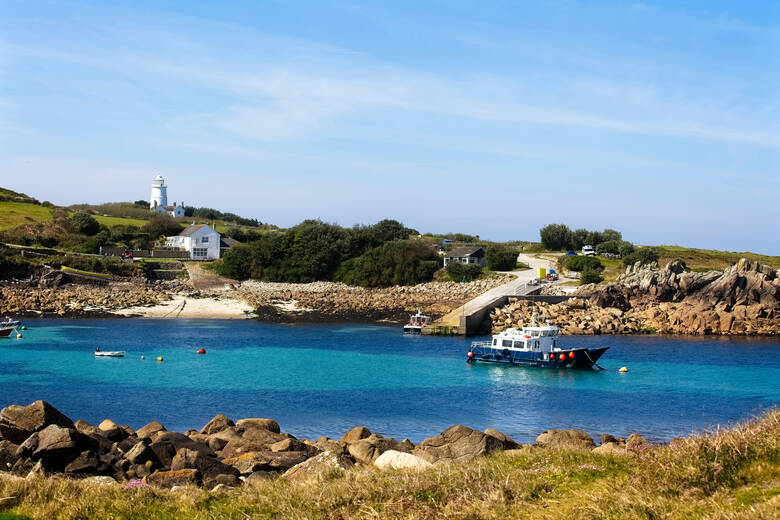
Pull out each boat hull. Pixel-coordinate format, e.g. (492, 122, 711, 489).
(467, 346, 609, 369)
(0, 327, 15, 337)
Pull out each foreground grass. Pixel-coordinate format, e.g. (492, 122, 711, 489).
(1, 411, 778, 520)
(0, 202, 53, 231)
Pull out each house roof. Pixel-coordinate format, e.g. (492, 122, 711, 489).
(445, 246, 484, 258)
(220, 237, 240, 248)
(178, 224, 216, 237)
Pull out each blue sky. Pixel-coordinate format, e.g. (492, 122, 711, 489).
(1, 0, 778, 253)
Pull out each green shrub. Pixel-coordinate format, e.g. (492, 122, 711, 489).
(580, 268, 604, 285)
(623, 247, 659, 266)
(618, 241, 635, 257)
(335, 240, 440, 287)
(141, 215, 183, 239)
(595, 240, 620, 254)
(559, 255, 603, 272)
(486, 249, 518, 271)
(70, 212, 100, 236)
(446, 262, 483, 282)
(539, 223, 572, 250)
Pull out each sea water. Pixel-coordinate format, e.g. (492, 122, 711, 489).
(1, 319, 778, 443)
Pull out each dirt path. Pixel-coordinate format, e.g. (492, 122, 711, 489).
(184, 262, 236, 291)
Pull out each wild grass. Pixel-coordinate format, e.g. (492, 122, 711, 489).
(656, 245, 780, 271)
(1, 410, 778, 519)
(0, 202, 53, 232)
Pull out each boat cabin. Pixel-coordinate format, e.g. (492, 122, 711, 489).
(490, 324, 561, 353)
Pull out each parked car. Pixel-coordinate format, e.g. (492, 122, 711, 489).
(581, 245, 596, 256)
(565, 250, 578, 256)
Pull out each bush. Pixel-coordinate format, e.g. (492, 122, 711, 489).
(70, 212, 100, 236)
(623, 247, 659, 266)
(580, 268, 604, 285)
(595, 240, 620, 255)
(446, 262, 483, 282)
(559, 255, 603, 272)
(486, 249, 518, 271)
(335, 240, 440, 287)
(618, 241, 635, 257)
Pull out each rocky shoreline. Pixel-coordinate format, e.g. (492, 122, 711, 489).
(0, 400, 651, 489)
(490, 258, 779, 335)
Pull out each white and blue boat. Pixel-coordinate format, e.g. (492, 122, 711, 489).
(467, 317, 608, 369)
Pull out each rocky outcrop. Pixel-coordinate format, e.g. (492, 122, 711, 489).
(536, 429, 596, 450)
(413, 425, 504, 463)
(490, 259, 779, 336)
(284, 451, 354, 481)
(0, 400, 75, 444)
(0, 284, 165, 317)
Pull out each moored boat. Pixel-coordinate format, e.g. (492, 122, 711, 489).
(94, 349, 126, 357)
(467, 318, 608, 369)
(0, 317, 22, 337)
(403, 308, 431, 334)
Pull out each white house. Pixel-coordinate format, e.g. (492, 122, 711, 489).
(165, 224, 221, 260)
(149, 174, 185, 218)
(443, 246, 487, 267)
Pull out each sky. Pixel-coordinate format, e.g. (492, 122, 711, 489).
(1, 0, 778, 253)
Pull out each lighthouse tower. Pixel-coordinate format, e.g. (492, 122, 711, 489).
(149, 175, 168, 209)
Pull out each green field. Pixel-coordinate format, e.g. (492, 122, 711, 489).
(0, 201, 53, 231)
(657, 245, 780, 270)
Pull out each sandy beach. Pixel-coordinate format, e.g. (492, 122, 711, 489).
(114, 295, 255, 319)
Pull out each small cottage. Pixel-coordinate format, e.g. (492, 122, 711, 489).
(154, 203, 185, 218)
(443, 246, 486, 267)
(165, 224, 221, 260)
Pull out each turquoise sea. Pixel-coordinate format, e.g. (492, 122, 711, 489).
(1, 319, 778, 443)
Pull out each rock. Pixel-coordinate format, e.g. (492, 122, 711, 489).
(240, 425, 286, 445)
(235, 418, 280, 434)
(98, 419, 118, 431)
(339, 426, 372, 445)
(245, 470, 275, 484)
(124, 440, 157, 465)
(0, 400, 75, 444)
(374, 450, 432, 471)
(0, 439, 20, 469)
(626, 433, 649, 451)
(136, 421, 166, 440)
(205, 473, 242, 489)
(74, 420, 101, 437)
(484, 429, 520, 449)
(144, 468, 201, 488)
(201, 414, 235, 435)
(535, 429, 595, 450)
(601, 433, 621, 445)
(284, 451, 354, 481)
(207, 427, 241, 452)
(347, 434, 409, 464)
(171, 447, 238, 480)
(592, 442, 629, 456)
(32, 425, 93, 469)
(312, 437, 346, 455)
(414, 425, 504, 463)
(64, 450, 101, 475)
(148, 440, 177, 468)
(270, 438, 317, 455)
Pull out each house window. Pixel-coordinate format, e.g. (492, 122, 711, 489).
(193, 248, 208, 257)
(201, 236, 209, 243)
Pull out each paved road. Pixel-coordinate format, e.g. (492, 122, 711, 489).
(435, 254, 559, 327)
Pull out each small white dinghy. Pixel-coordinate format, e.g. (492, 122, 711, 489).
(94, 349, 125, 357)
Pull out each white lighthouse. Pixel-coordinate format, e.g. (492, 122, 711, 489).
(149, 174, 168, 209)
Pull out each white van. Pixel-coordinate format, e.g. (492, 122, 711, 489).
(582, 245, 596, 256)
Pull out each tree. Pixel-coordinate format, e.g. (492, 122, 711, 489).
(446, 262, 482, 282)
(618, 241, 635, 257)
(570, 228, 590, 250)
(141, 215, 183, 239)
(602, 229, 622, 243)
(595, 240, 620, 254)
(539, 224, 572, 250)
(133, 200, 149, 208)
(486, 249, 518, 271)
(580, 268, 604, 285)
(70, 212, 100, 236)
(335, 240, 440, 287)
(371, 219, 412, 243)
(622, 247, 659, 266)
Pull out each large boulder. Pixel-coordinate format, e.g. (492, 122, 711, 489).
(413, 425, 504, 463)
(206, 427, 242, 452)
(64, 450, 102, 475)
(0, 401, 75, 444)
(535, 429, 595, 450)
(144, 468, 201, 488)
(0, 439, 20, 469)
(235, 418, 280, 434)
(347, 434, 410, 465)
(200, 414, 235, 435)
(240, 426, 286, 445)
(223, 450, 309, 474)
(124, 440, 158, 465)
(340, 426, 372, 445)
(136, 421, 166, 440)
(484, 429, 521, 450)
(31, 424, 94, 470)
(284, 451, 354, 481)
(374, 450, 432, 471)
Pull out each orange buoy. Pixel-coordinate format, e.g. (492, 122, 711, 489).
(197, 348, 206, 355)
(559, 354, 566, 361)
(569, 352, 575, 359)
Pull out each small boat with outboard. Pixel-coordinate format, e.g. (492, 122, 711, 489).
(94, 348, 125, 358)
(0, 317, 22, 337)
(467, 317, 608, 369)
(403, 308, 431, 334)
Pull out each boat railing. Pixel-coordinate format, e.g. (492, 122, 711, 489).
(470, 341, 493, 349)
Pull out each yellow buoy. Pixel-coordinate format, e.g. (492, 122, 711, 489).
(156, 356, 164, 362)
(16, 333, 23, 339)
(618, 366, 628, 373)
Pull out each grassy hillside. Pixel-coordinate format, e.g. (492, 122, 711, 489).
(0, 202, 53, 232)
(657, 245, 780, 271)
(0, 410, 777, 519)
